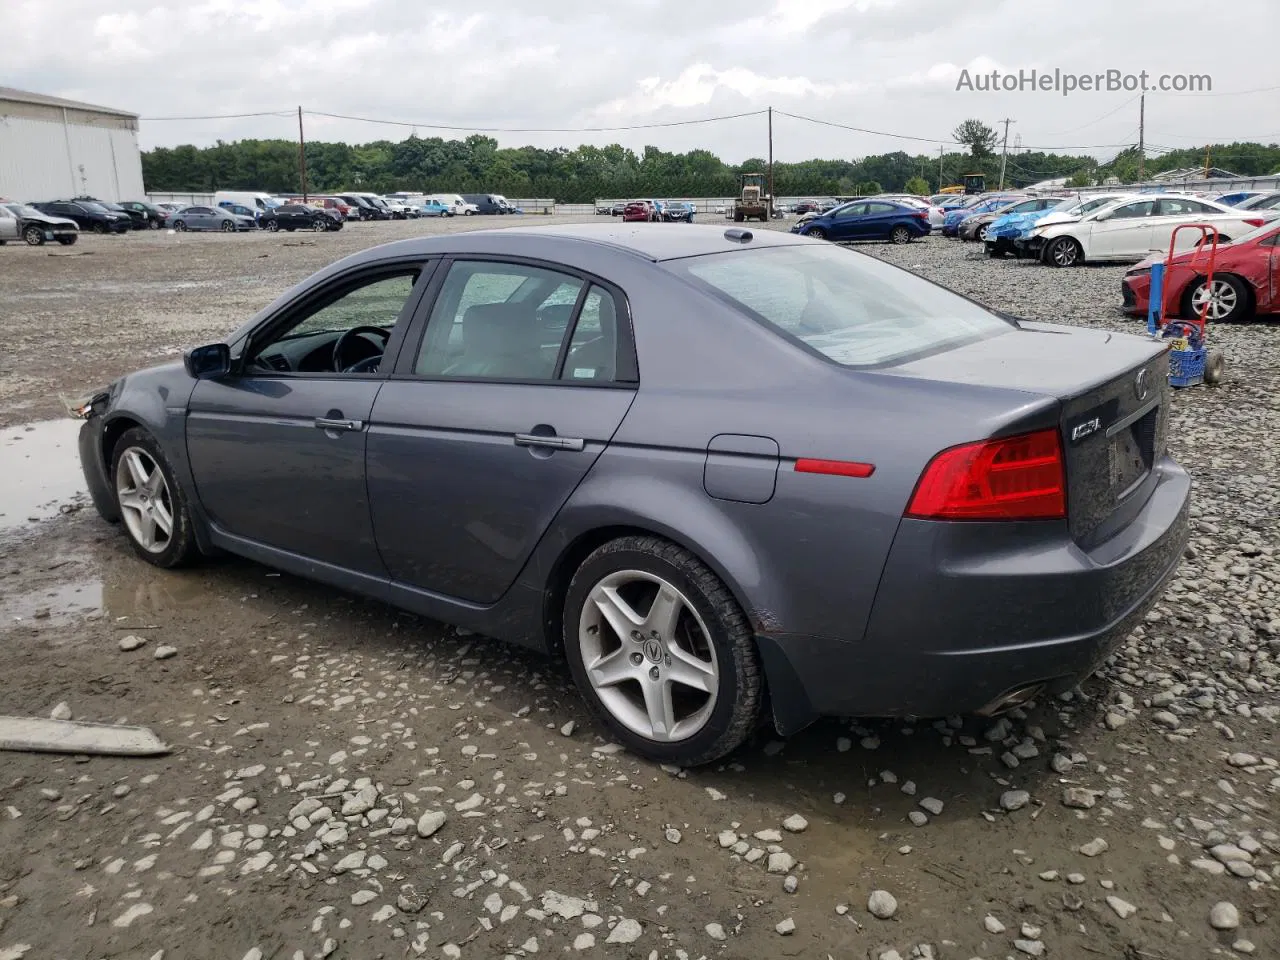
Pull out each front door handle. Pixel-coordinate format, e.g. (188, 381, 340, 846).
(514, 433, 585, 452)
(315, 417, 363, 432)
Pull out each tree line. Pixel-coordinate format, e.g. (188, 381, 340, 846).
(141, 119, 1280, 201)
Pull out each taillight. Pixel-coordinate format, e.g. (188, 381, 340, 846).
(1243, 218, 1266, 227)
(905, 428, 1066, 521)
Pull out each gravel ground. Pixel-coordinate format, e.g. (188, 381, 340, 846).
(0, 220, 1276, 960)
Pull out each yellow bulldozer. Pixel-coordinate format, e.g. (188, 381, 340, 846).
(733, 172, 771, 222)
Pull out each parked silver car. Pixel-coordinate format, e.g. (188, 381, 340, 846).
(169, 206, 257, 232)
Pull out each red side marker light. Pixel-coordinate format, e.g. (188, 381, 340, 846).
(794, 458, 875, 478)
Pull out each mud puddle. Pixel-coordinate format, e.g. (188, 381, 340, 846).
(0, 418, 87, 536)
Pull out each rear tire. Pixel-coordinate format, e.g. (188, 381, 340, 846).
(562, 536, 763, 766)
(890, 225, 911, 244)
(173, 220, 187, 232)
(806, 226, 827, 240)
(266, 220, 279, 232)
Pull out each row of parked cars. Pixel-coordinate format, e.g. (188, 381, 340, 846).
(609, 199, 697, 222)
(212, 191, 520, 223)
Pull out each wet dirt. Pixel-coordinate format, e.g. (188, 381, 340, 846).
(0, 418, 88, 536)
(0, 226, 1274, 960)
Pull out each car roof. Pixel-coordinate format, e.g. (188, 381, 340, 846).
(353, 223, 812, 264)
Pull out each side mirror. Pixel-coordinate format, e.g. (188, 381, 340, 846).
(184, 343, 231, 380)
(1094, 210, 1112, 221)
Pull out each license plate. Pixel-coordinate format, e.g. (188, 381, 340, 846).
(1109, 426, 1148, 495)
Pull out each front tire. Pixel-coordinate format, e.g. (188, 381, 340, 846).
(562, 536, 763, 766)
(266, 220, 280, 232)
(312, 219, 328, 232)
(111, 428, 199, 569)
(220, 219, 234, 232)
(806, 226, 827, 240)
(1185, 274, 1249, 323)
(23, 225, 44, 246)
(148, 219, 161, 230)
(58, 235, 77, 246)
(173, 220, 187, 232)
(1044, 236, 1082, 267)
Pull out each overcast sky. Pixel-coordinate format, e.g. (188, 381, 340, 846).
(6, 0, 1279, 165)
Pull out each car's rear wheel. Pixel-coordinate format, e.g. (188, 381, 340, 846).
(1185, 274, 1249, 323)
(890, 225, 911, 244)
(112, 428, 199, 568)
(562, 536, 763, 766)
(266, 220, 279, 232)
(173, 220, 187, 232)
(148, 219, 161, 230)
(1045, 236, 1082, 267)
(92, 223, 107, 234)
(22, 225, 44, 246)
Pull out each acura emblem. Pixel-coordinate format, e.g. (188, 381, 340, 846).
(1134, 368, 1150, 401)
(642, 638, 664, 663)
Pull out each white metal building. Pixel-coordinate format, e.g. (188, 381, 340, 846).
(0, 87, 144, 203)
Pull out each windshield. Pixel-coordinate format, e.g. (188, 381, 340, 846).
(79, 201, 108, 212)
(6, 204, 44, 217)
(669, 244, 1013, 368)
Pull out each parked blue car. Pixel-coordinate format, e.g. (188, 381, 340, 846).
(789, 199, 931, 244)
(1213, 191, 1262, 207)
(942, 194, 1023, 236)
(662, 201, 695, 223)
(418, 200, 452, 218)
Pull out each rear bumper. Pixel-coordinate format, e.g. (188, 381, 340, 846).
(767, 457, 1190, 720)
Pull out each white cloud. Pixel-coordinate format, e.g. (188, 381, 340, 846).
(2, 0, 1275, 162)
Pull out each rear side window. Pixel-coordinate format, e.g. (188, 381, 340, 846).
(670, 245, 1012, 368)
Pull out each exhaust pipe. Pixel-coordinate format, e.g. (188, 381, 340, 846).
(975, 683, 1045, 718)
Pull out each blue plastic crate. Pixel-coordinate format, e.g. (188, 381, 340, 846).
(1169, 347, 1206, 387)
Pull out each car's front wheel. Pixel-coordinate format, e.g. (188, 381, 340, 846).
(173, 220, 187, 232)
(1186, 274, 1249, 323)
(58, 235, 77, 246)
(111, 427, 199, 568)
(220, 219, 234, 232)
(266, 220, 280, 232)
(312, 218, 328, 232)
(563, 536, 763, 766)
(22, 225, 44, 246)
(1045, 236, 1082, 267)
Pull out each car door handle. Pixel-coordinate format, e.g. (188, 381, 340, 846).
(514, 433, 585, 451)
(315, 417, 363, 432)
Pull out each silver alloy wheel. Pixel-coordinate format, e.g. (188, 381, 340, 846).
(221, 219, 234, 232)
(115, 447, 175, 554)
(578, 570, 719, 743)
(313, 218, 328, 232)
(978, 223, 989, 240)
(1190, 278, 1238, 321)
(1050, 238, 1079, 266)
(891, 226, 910, 244)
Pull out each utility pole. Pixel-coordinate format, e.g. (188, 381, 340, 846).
(938, 144, 944, 191)
(1137, 93, 1145, 180)
(767, 106, 774, 217)
(998, 117, 1015, 189)
(297, 106, 308, 201)
(1204, 144, 1211, 179)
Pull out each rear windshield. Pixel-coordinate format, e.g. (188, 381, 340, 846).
(668, 244, 1013, 367)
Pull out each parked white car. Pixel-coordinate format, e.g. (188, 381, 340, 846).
(876, 194, 946, 228)
(428, 194, 479, 216)
(1028, 193, 1279, 266)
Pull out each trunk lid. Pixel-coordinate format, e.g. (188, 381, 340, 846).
(883, 322, 1171, 544)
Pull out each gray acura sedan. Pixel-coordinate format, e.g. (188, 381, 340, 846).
(75, 223, 1190, 765)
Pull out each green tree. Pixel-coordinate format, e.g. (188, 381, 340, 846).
(855, 180, 883, 195)
(1066, 170, 1092, 188)
(903, 175, 930, 195)
(952, 119, 998, 158)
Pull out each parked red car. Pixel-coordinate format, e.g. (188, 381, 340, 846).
(1122, 219, 1280, 323)
(622, 200, 658, 223)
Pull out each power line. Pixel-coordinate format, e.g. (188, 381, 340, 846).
(141, 110, 295, 121)
(1158, 82, 1280, 98)
(304, 109, 768, 133)
(773, 110, 953, 144)
(1040, 92, 1145, 136)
